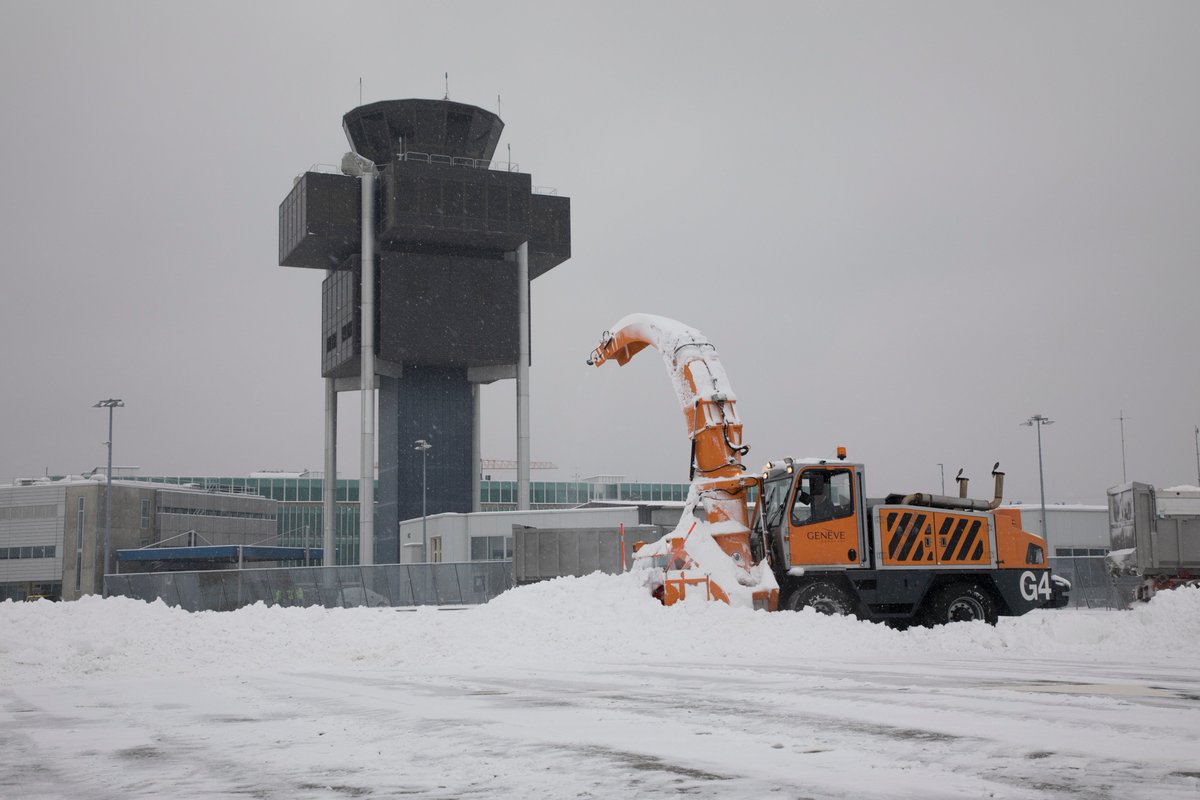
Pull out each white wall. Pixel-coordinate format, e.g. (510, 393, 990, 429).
(0, 484, 66, 585)
(398, 507, 641, 564)
(1002, 505, 1109, 552)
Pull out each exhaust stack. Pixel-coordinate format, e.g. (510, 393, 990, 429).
(903, 463, 1006, 512)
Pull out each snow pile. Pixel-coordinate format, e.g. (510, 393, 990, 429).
(625, 483, 779, 608)
(3, 582, 1199, 686)
(7, 585, 1199, 800)
(1106, 546, 1138, 576)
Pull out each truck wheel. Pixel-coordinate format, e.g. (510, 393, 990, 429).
(925, 583, 998, 626)
(785, 581, 855, 617)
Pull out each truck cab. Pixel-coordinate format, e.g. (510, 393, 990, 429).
(759, 460, 869, 572)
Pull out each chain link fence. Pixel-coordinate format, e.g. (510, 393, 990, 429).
(1049, 555, 1139, 609)
(106, 556, 1136, 613)
(106, 561, 512, 612)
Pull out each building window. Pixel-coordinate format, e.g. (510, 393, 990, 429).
(0, 503, 57, 521)
(470, 535, 513, 561)
(1054, 547, 1111, 557)
(430, 536, 442, 563)
(140, 499, 151, 529)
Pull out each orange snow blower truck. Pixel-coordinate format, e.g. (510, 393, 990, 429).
(588, 314, 1069, 625)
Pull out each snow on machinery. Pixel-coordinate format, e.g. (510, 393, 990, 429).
(588, 313, 1070, 625)
(587, 314, 779, 611)
(1106, 482, 1200, 602)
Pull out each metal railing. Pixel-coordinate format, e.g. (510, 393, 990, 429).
(106, 561, 512, 612)
(398, 151, 519, 172)
(299, 154, 560, 195)
(298, 163, 344, 181)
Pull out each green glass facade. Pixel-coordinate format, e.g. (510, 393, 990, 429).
(477, 480, 692, 511)
(109, 475, 700, 565)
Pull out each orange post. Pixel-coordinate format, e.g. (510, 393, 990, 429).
(620, 523, 626, 571)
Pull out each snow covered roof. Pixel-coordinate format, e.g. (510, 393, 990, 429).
(578, 500, 688, 509)
(1, 475, 258, 493)
(246, 470, 315, 479)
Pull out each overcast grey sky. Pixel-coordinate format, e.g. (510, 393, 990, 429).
(1, 1, 1197, 504)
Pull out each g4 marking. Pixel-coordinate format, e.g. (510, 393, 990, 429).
(1020, 570, 1052, 601)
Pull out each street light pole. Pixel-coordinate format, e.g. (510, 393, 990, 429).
(93, 399, 124, 596)
(1194, 425, 1199, 488)
(414, 439, 432, 562)
(1116, 410, 1128, 483)
(1022, 414, 1054, 552)
(937, 463, 945, 495)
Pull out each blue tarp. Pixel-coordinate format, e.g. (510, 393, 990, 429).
(117, 545, 323, 563)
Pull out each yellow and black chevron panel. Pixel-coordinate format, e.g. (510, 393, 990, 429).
(932, 512, 993, 565)
(880, 510, 935, 566)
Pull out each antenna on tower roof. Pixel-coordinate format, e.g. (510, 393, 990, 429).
(497, 93, 502, 118)
(443, 72, 449, 100)
(359, 77, 363, 106)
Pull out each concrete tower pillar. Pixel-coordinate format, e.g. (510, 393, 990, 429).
(516, 241, 531, 511)
(323, 373, 337, 564)
(358, 165, 376, 565)
(472, 384, 481, 513)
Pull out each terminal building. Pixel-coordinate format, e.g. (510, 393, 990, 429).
(0, 468, 693, 600)
(2, 469, 1118, 606)
(104, 470, 692, 564)
(0, 475, 278, 602)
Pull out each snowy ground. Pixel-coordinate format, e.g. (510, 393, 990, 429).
(2, 577, 1199, 799)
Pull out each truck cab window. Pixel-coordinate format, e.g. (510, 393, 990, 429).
(757, 478, 791, 531)
(791, 470, 853, 525)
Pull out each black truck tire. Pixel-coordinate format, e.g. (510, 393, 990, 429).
(785, 581, 856, 617)
(924, 582, 998, 626)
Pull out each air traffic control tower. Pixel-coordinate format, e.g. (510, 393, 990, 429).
(278, 99, 570, 564)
